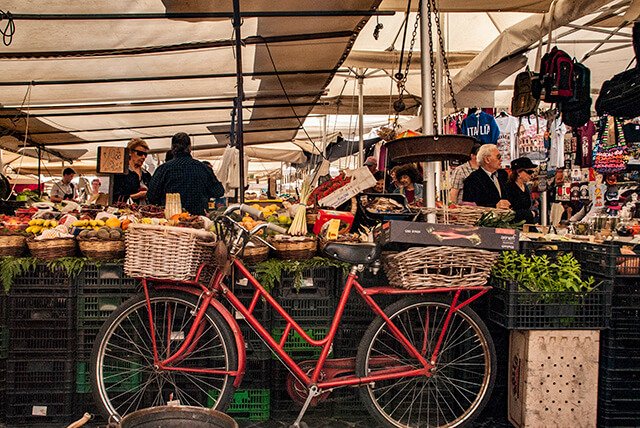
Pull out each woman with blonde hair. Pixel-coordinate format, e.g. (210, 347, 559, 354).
(112, 138, 152, 204)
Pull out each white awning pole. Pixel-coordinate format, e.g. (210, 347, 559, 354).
(357, 68, 365, 166)
(421, 0, 437, 210)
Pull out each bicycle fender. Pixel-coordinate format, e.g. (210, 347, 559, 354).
(207, 298, 247, 388)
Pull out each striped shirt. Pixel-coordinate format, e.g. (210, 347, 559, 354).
(450, 161, 476, 203)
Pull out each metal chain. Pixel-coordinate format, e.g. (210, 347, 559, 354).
(393, 9, 420, 131)
(427, 0, 438, 134)
(433, 3, 458, 114)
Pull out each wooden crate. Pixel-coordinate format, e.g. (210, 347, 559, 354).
(508, 330, 599, 428)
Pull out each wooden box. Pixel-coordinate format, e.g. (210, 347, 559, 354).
(508, 330, 599, 428)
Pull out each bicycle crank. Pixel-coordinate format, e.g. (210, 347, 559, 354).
(285, 358, 356, 405)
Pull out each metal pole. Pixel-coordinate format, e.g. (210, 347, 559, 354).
(357, 68, 365, 167)
(232, 0, 245, 203)
(37, 146, 42, 197)
(434, 11, 444, 200)
(420, 0, 436, 211)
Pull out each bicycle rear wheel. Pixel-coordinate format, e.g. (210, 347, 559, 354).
(356, 295, 495, 428)
(90, 291, 238, 422)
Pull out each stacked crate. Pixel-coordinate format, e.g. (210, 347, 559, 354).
(576, 242, 640, 427)
(5, 264, 76, 425)
(74, 263, 139, 421)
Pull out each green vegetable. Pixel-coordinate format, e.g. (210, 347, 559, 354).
(476, 211, 525, 229)
(0, 257, 37, 292)
(253, 257, 350, 293)
(46, 257, 87, 279)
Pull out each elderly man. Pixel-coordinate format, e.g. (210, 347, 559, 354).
(50, 167, 76, 203)
(449, 143, 481, 204)
(462, 144, 511, 209)
(147, 132, 224, 215)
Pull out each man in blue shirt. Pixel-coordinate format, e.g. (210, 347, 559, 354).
(148, 132, 224, 215)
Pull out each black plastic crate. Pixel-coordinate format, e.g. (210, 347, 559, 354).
(77, 293, 132, 322)
(601, 329, 640, 350)
(354, 266, 389, 287)
(77, 321, 104, 358)
(598, 397, 640, 417)
(600, 350, 640, 371)
(8, 325, 75, 355)
(78, 263, 139, 293)
(225, 284, 273, 361)
(7, 294, 74, 324)
(519, 240, 575, 260)
(489, 277, 612, 329)
(75, 392, 105, 424)
(332, 387, 376, 422)
(333, 324, 368, 358)
(598, 412, 640, 428)
(575, 242, 640, 278)
(241, 359, 273, 388)
(5, 389, 75, 424)
(269, 366, 334, 418)
(272, 296, 336, 327)
(7, 358, 74, 391)
(9, 264, 74, 293)
(276, 267, 340, 298)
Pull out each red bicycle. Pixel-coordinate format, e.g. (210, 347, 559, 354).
(90, 205, 496, 427)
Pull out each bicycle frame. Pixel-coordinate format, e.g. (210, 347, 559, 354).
(143, 259, 490, 393)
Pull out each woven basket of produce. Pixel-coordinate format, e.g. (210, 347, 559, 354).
(268, 235, 317, 260)
(0, 234, 27, 257)
(78, 239, 125, 261)
(241, 240, 270, 265)
(125, 223, 215, 281)
(421, 206, 512, 226)
(383, 246, 498, 289)
(27, 237, 77, 260)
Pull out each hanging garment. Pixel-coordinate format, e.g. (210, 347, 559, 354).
(575, 120, 596, 167)
(548, 118, 568, 170)
(460, 111, 501, 144)
(495, 114, 520, 167)
(593, 115, 629, 174)
(517, 115, 547, 162)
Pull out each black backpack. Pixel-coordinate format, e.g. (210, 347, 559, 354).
(561, 61, 591, 128)
(511, 69, 540, 117)
(537, 47, 575, 103)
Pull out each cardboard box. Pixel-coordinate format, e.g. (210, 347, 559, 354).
(374, 220, 519, 251)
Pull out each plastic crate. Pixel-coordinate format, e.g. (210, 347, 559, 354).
(8, 325, 75, 355)
(75, 392, 105, 423)
(77, 320, 106, 357)
(241, 359, 273, 388)
(0, 326, 7, 359)
(9, 264, 74, 293)
(271, 327, 329, 359)
(7, 358, 74, 390)
(208, 388, 270, 421)
(332, 388, 376, 422)
(225, 284, 273, 361)
(272, 296, 336, 326)
(78, 263, 139, 293)
(575, 242, 640, 278)
(354, 266, 389, 287)
(76, 360, 141, 393)
(5, 389, 74, 424)
(77, 293, 132, 322)
(599, 349, 640, 371)
(597, 412, 640, 428)
(489, 277, 612, 330)
(519, 240, 575, 260)
(269, 366, 334, 418)
(333, 325, 368, 358)
(7, 294, 74, 325)
(277, 267, 340, 298)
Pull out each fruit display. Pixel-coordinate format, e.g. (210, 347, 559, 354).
(71, 219, 107, 230)
(0, 214, 31, 233)
(78, 226, 124, 241)
(25, 218, 60, 235)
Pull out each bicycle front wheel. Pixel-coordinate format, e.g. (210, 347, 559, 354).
(356, 295, 495, 428)
(90, 291, 238, 422)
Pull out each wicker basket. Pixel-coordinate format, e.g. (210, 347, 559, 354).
(268, 236, 317, 260)
(383, 246, 498, 289)
(78, 239, 125, 261)
(125, 223, 215, 281)
(0, 235, 27, 257)
(27, 237, 77, 260)
(241, 240, 270, 264)
(421, 206, 512, 226)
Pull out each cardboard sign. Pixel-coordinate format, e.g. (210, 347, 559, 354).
(374, 220, 519, 251)
(318, 167, 376, 208)
(97, 146, 128, 174)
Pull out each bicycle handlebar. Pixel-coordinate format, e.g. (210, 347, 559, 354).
(266, 222, 288, 234)
(222, 204, 263, 219)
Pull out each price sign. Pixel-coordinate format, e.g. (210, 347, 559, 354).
(97, 146, 128, 174)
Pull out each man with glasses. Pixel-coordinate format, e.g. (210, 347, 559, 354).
(462, 144, 511, 209)
(112, 138, 152, 204)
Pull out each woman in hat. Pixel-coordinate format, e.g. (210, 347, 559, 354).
(505, 157, 537, 224)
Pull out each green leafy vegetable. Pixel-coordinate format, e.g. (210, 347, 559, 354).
(0, 257, 37, 292)
(476, 211, 525, 229)
(46, 257, 87, 279)
(253, 257, 350, 293)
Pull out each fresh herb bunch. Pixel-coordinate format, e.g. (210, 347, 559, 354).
(0, 257, 37, 292)
(476, 211, 525, 229)
(254, 257, 350, 293)
(492, 251, 595, 293)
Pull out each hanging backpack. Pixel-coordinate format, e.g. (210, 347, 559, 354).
(538, 47, 575, 103)
(561, 61, 591, 128)
(511, 68, 540, 117)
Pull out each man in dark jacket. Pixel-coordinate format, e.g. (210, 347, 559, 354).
(462, 144, 511, 209)
(147, 132, 224, 215)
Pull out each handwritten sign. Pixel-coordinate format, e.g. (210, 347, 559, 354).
(97, 146, 128, 174)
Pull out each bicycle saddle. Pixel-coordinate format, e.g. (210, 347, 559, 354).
(323, 242, 381, 265)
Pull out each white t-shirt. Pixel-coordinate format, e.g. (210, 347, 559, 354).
(495, 115, 519, 167)
(548, 118, 567, 169)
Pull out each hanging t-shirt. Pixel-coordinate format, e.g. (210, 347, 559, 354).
(495, 114, 519, 167)
(517, 116, 547, 162)
(460, 111, 500, 144)
(548, 118, 568, 170)
(575, 120, 595, 167)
